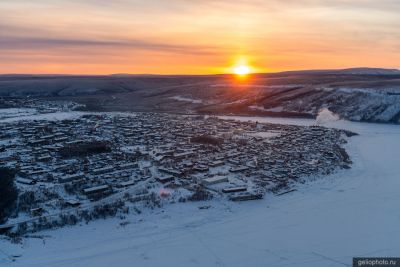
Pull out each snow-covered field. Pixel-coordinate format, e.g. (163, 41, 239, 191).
(169, 96, 203, 104)
(0, 108, 37, 120)
(1, 116, 400, 267)
(0, 111, 138, 123)
(0, 111, 82, 123)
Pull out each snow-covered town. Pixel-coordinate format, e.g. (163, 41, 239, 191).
(0, 99, 354, 236)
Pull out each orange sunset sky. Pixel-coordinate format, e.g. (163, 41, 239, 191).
(0, 0, 400, 75)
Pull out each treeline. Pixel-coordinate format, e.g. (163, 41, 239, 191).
(0, 167, 18, 224)
(190, 135, 222, 146)
(11, 200, 130, 238)
(59, 141, 111, 158)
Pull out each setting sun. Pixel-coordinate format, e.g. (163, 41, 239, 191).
(233, 65, 251, 76)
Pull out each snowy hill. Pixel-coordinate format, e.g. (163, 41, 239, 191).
(337, 67, 400, 75)
(1, 68, 400, 123)
(278, 67, 400, 76)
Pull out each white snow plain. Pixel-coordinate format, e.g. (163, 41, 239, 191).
(316, 108, 340, 125)
(1, 116, 400, 267)
(0, 108, 37, 120)
(0, 111, 138, 124)
(169, 96, 203, 104)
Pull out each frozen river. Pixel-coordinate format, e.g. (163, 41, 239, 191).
(1, 115, 400, 267)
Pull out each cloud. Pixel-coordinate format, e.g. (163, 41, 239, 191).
(0, 0, 400, 74)
(0, 35, 224, 56)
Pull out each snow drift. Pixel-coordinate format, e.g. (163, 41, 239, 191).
(316, 108, 340, 125)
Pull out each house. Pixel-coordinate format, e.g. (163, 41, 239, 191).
(229, 166, 249, 172)
(209, 160, 224, 167)
(193, 165, 209, 172)
(30, 207, 44, 216)
(229, 193, 263, 201)
(16, 177, 36, 185)
(83, 185, 110, 195)
(119, 180, 136, 187)
(173, 151, 194, 159)
(156, 175, 174, 184)
(158, 167, 183, 176)
(222, 187, 247, 193)
(28, 139, 48, 146)
(54, 137, 68, 143)
(202, 176, 228, 186)
(118, 163, 138, 170)
(58, 173, 84, 183)
(92, 166, 114, 175)
(65, 199, 81, 207)
(37, 155, 52, 162)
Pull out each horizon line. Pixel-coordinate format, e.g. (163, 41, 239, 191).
(0, 67, 399, 77)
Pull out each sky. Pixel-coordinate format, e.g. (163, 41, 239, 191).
(0, 0, 400, 74)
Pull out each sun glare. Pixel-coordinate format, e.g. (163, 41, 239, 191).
(233, 65, 251, 76)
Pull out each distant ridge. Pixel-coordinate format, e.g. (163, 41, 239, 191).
(110, 67, 400, 77)
(278, 67, 400, 76)
(336, 67, 400, 75)
(1, 67, 399, 77)
(110, 73, 162, 77)
(1, 68, 400, 124)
